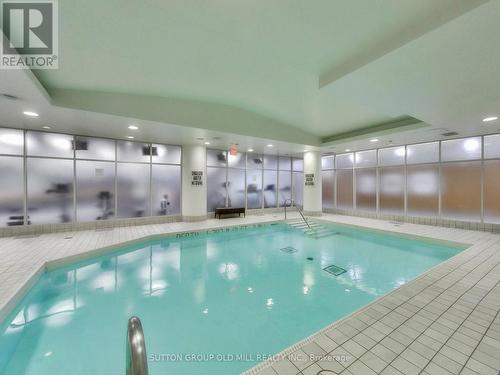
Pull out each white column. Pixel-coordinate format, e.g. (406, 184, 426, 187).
(303, 151, 322, 216)
(182, 145, 207, 221)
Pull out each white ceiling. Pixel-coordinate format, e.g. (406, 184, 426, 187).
(1, 0, 500, 155)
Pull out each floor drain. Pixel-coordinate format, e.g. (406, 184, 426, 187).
(64, 236, 73, 240)
(307, 257, 314, 261)
(280, 246, 298, 254)
(323, 264, 347, 276)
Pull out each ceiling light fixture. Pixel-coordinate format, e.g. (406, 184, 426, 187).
(128, 125, 139, 130)
(23, 111, 39, 117)
(42, 126, 51, 129)
(483, 116, 498, 122)
(247, 148, 254, 152)
(345, 149, 351, 152)
(204, 141, 210, 145)
(370, 138, 379, 143)
(127, 136, 134, 139)
(267, 144, 273, 148)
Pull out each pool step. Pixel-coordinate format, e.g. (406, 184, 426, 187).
(305, 228, 338, 239)
(290, 222, 322, 229)
(287, 220, 339, 239)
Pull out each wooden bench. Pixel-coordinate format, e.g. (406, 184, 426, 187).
(215, 207, 246, 219)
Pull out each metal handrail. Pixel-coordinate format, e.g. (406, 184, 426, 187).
(126, 316, 149, 375)
(283, 199, 313, 231)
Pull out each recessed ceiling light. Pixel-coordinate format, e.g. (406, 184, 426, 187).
(370, 138, 379, 143)
(128, 125, 139, 130)
(345, 149, 351, 152)
(483, 116, 498, 122)
(127, 136, 134, 139)
(42, 126, 51, 129)
(23, 111, 39, 117)
(204, 141, 210, 145)
(247, 148, 254, 152)
(267, 144, 273, 148)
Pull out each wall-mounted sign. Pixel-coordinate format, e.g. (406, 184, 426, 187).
(304, 173, 315, 187)
(191, 171, 203, 186)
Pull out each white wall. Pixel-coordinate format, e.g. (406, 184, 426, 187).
(181, 145, 207, 220)
(303, 151, 322, 215)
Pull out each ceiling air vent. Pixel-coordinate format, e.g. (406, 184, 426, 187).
(441, 131, 459, 137)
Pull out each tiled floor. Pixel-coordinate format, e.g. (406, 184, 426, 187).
(1, 214, 500, 375)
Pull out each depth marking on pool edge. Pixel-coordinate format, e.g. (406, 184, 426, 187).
(323, 264, 347, 276)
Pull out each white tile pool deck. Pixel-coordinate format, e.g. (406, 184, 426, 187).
(1, 213, 499, 375)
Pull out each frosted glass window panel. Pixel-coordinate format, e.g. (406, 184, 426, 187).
(407, 164, 439, 217)
(336, 169, 353, 209)
(227, 168, 245, 208)
(441, 162, 481, 221)
(74, 136, 115, 160)
(322, 170, 334, 209)
(321, 156, 334, 170)
(207, 149, 227, 167)
(152, 164, 181, 216)
(441, 137, 481, 161)
(379, 147, 405, 166)
(263, 155, 278, 170)
(278, 171, 291, 205)
(292, 172, 303, 206)
(228, 152, 246, 169)
(335, 153, 354, 169)
(27, 131, 74, 158)
(484, 160, 500, 224)
(379, 166, 404, 215)
(246, 169, 262, 209)
(207, 167, 226, 211)
(263, 170, 277, 208)
(76, 161, 115, 222)
(407, 142, 439, 164)
(355, 150, 377, 168)
(0, 156, 24, 227)
(292, 158, 303, 172)
(0, 128, 24, 155)
(152, 144, 181, 164)
(247, 153, 263, 169)
(279, 157, 291, 171)
(27, 158, 74, 224)
(117, 163, 150, 218)
(117, 141, 151, 163)
(484, 134, 500, 159)
(355, 168, 376, 211)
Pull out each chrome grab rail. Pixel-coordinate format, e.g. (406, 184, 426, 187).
(283, 199, 313, 232)
(126, 316, 149, 375)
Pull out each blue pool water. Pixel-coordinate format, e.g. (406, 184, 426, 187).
(0, 222, 463, 375)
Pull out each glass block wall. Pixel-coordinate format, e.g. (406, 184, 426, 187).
(322, 134, 500, 224)
(207, 149, 303, 212)
(0, 128, 181, 226)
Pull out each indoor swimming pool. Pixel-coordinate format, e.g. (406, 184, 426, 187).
(0, 221, 464, 375)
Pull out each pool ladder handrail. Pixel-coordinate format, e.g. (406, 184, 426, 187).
(283, 199, 314, 233)
(126, 316, 149, 375)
